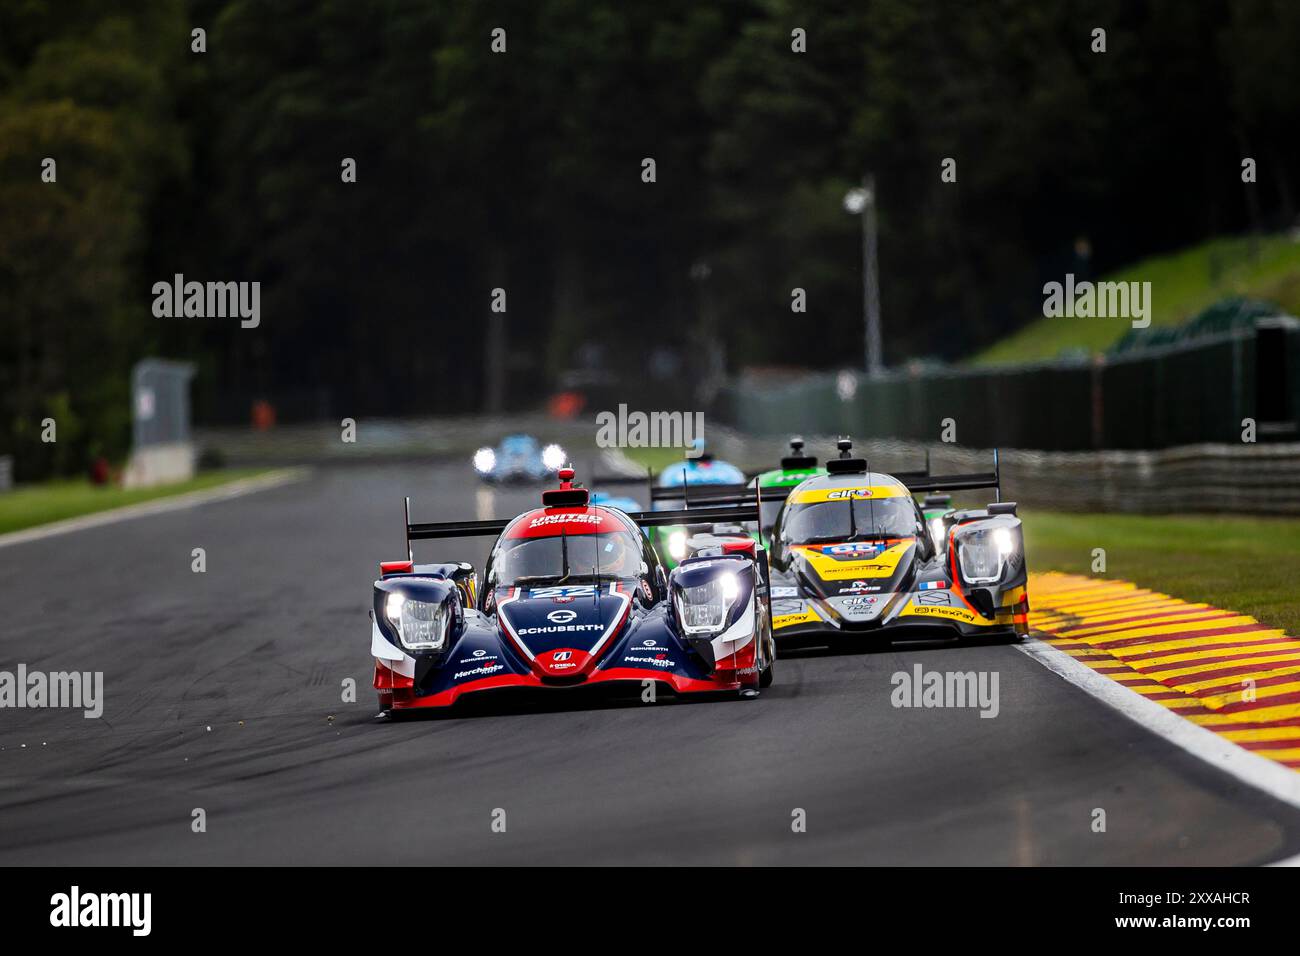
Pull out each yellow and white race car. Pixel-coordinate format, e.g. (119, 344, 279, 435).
(766, 440, 1029, 647)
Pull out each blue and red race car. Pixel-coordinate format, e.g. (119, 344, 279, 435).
(370, 467, 776, 712)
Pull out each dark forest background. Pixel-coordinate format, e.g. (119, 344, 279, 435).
(1, 0, 1298, 477)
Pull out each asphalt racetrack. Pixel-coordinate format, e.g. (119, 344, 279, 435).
(2, 463, 1299, 865)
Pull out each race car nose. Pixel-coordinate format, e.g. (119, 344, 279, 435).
(534, 647, 593, 680)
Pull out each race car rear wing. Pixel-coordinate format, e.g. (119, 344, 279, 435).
(400, 496, 762, 560)
(402, 497, 511, 559)
(649, 481, 750, 505)
(625, 503, 761, 526)
(591, 470, 757, 507)
(890, 448, 932, 483)
(649, 481, 797, 509)
(899, 449, 1002, 502)
(590, 466, 774, 509)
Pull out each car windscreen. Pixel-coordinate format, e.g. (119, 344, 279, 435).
(495, 529, 643, 584)
(782, 497, 919, 544)
(500, 436, 536, 454)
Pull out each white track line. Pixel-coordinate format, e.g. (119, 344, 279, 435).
(1016, 637, 1300, 816)
(0, 468, 308, 550)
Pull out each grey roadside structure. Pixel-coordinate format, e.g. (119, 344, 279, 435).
(123, 359, 197, 488)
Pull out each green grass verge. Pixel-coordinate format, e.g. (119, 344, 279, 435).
(1023, 509, 1300, 636)
(0, 469, 271, 536)
(974, 233, 1300, 365)
(617, 446, 694, 472)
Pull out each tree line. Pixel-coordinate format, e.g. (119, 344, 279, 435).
(1, 0, 1296, 479)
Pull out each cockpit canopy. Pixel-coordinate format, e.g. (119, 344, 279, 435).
(779, 478, 925, 545)
(491, 508, 645, 586)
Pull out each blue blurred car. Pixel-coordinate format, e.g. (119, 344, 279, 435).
(650, 441, 749, 566)
(472, 434, 567, 484)
(589, 490, 645, 513)
(656, 456, 747, 490)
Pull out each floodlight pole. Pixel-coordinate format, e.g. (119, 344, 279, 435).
(859, 174, 883, 377)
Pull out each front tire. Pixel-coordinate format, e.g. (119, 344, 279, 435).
(759, 660, 775, 688)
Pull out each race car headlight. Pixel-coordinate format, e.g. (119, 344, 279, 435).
(957, 529, 1010, 584)
(385, 592, 405, 627)
(390, 596, 451, 651)
(541, 443, 566, 471)
(473, 447, 496, 474)
(673, 572, 738, 635)
(668, 530, 688, 562)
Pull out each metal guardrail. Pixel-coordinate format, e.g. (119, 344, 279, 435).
(194, 402, 1300, 514)
(991, 442, 1300, 514)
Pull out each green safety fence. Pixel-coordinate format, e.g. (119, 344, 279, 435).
(722, 316, 1297, 451)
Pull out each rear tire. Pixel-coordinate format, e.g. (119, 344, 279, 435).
(759, 609, 777, 687)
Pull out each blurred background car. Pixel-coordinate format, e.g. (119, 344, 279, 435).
(472, 435, 567, 484)
(588, 489, 645, 513)
(649, 439, 749, 566)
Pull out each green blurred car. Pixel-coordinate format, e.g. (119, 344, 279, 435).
(748, 438, 823, 548)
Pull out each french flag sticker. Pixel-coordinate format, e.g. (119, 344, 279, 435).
(919, 581, 948, 590)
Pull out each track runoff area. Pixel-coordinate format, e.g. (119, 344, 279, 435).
(1030, 573, 1300, 771)
(3, 474, 1299, 938)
